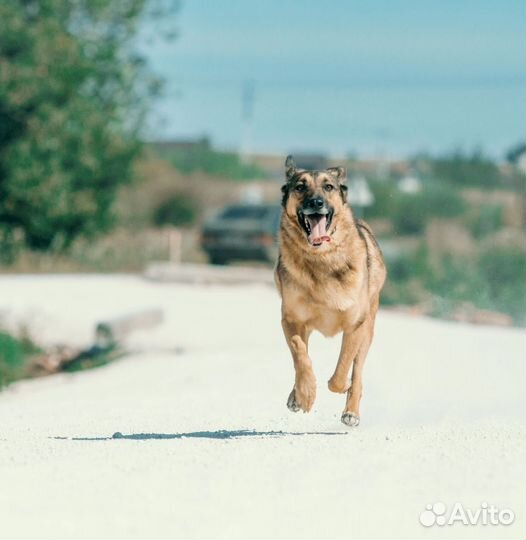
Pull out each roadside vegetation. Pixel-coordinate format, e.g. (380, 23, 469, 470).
(361, 149, 525, 325)
(151, 142, 265, 180)
(1, 142, 524, 325)
(0, 0, 176, 264)
(0, 327, 122, 389)
(0, 330, 41, 388)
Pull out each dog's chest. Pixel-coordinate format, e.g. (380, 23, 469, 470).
(283, 283, 358, 336)
(311, 307, 346, 337)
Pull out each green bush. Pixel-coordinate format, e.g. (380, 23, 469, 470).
(391, 195, 427, 235)
(466, 204, 504, 238)
(368, 181, 466, 235)
(381, 280, 424, 306)
(381, 246, 429, 305)
(387, 256, 413, 282)
(426, 150, 502, 189)
(421, 247, 525, 323)
(0, 330, 40, 388)
(424, 255, 483, 303)
(478, 246, 526, 323)
(367, 182, 398, 219)
(153, 195, 198, 227)
(381, 244, 525, 324)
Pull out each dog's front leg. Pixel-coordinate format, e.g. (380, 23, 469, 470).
(281, 319, 316, 413)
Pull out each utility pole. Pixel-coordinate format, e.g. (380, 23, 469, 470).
(374, 127, 391, 179)
(240, 79, 255, 163)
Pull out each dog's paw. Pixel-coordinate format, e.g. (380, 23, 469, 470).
(287, 390, 301, 412)
(287, 372, 316, 413)
(341, 412, 360, 427)
(327, 376, 351, 394)
(295, 372, 316, 412)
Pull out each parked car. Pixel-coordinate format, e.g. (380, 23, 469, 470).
(201, 203, 281, 265)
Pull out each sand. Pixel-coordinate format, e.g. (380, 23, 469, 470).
(0, 274, 524, 539)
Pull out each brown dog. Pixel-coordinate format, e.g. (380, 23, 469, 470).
(274, 155, 386, 426)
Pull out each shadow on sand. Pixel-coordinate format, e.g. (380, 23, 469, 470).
(52, 429, 347, 441)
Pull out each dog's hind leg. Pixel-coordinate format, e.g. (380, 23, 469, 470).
(341, 305, 380, 427)
(327, 321, 368, 395)
(341, 330, 373, 427)
(328, 317, 374, 427)
(282, 319, 316, 413)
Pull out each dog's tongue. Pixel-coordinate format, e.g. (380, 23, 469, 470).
(307, 214, 330, 245)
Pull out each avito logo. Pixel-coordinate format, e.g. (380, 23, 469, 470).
(419, 502, 514, 527)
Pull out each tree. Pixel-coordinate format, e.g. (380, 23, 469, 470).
(506, 142, 526, 165)
(0, 0, 174, 260)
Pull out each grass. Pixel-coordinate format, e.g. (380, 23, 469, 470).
(0, 227, 185, 273)
(381, 244, 526, 325)
(0, 330, 41, 388)
(0, 330, 123, 390)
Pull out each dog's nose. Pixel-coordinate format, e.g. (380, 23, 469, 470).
(307, 197, 325, 210)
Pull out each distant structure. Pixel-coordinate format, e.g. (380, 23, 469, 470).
(240, 184, 264, 205)
(398, 173, 422, 194)
(240, 79, 255, 163)
(373, 127, 392, 178)
(507, 143, 526, 175)
(290, 153, 328, 171)
(348, 175, 374, 218)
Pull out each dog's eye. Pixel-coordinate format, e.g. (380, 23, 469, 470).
(294, 184, 306, 193)
(324, 184, 335, 192)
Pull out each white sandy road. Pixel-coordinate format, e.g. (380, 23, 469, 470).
(0, 274, 524, 540)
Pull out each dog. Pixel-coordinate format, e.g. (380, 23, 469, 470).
(274, 155, 386, 426)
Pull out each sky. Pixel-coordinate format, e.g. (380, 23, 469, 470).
(139, 0, 526, 158)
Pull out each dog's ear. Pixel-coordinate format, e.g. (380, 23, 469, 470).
(339, 183, 348, 203)
(282, 156, 296, 206)
(285, 155, 297, 180)
(327, 166, 346, 182)
(327, 166, 347, 203)
(281, 183, 290, 207)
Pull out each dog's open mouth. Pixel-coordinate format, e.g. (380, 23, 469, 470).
(298, 210, 334, 246)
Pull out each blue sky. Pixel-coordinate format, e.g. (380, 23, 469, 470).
(140, 0, 526, 158)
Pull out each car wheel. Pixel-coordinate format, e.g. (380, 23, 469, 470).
(210, 255, 228, 265)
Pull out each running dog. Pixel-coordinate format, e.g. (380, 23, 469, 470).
(275, 155, 386, 426)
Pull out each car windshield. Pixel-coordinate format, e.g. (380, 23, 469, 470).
(220, 206, 274, 220)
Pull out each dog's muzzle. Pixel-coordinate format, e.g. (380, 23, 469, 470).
(298, 198, 334, 247)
